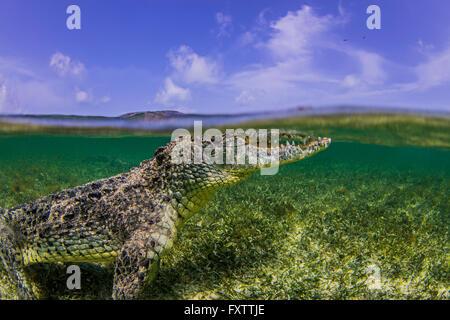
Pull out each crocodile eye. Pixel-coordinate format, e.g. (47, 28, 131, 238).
(154, 147, 166, 165)
(153, 147, 165, 157)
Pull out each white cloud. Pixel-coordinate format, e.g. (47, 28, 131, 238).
(227, 59, 340, 108)
(353, 50, 385, 85)
(74, 88, 112, 105)
(19, 81, 64, 109)
(75, 89, 90, 103)
(257, 8, 270, 26)
(343, 74, 360, 88)
(147, 5, 390, 111)
(224, 5, 390, 108)
(416, 39, 435, 55)
(157, 5, 448, 112)
(0, 83, 7, 112)
(392, 45, 450, 93)
(224, 6, 343, 107)
(266, 5, 333, 59)
(215, 12, 233, 37)
(168, 45, 219, 84)
(239, 31, 256, 46)
(0, 57, 37, 79)
(0, 62, 64, 114)
(415, 46, 450, 89)
(237, 8, 270, 47)
(339, 50, 386, 88)
(50, 52, 85, 77)
(100, 95, 111, 103)
(155, 77, 191, 104)
(235, 90, 255, 105)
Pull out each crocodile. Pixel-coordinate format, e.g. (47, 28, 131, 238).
(0, 130, 331, 299)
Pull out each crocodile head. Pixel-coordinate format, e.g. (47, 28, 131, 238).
(140, 130, 331, 219)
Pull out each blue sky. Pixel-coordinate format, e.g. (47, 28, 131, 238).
(0, 0, 449, 116)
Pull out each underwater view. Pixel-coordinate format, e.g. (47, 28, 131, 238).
(0, 113, 448, 300)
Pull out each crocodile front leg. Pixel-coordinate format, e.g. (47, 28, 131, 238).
(0, 218, 36, 299)
(112, 221, 173, 299)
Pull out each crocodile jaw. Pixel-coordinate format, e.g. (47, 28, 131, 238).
(272, 136, 331, 167)
(221, 135, 332, 173)
(140, 132, 331, 221)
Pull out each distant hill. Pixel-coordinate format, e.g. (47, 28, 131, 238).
(0, 105, 318, 121)
(119, 110, 186, 120)
(1, 106, 447, 127)
(119, 110, 249, 120)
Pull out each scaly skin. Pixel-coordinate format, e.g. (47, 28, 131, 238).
(0, 130, 331, 299)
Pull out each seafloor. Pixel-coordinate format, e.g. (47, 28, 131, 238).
(0, 114, 448, 299)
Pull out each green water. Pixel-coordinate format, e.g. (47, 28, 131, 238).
(0, 126, 448, 299)
(0, 135, 170, 208)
